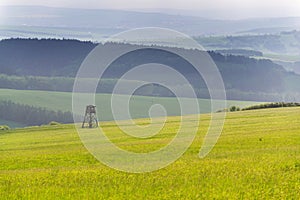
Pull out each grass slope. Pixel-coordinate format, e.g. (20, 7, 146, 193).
(0, 89, 261, 123)
(0, 108, 300, 199)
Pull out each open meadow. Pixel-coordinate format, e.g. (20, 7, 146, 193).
(0, 107, 299, 199)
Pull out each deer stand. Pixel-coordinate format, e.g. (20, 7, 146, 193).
(82, 105, 99, 128)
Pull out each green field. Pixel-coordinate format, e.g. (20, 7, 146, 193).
(0, 89, 261, 125)
(0, 107, 299, 199)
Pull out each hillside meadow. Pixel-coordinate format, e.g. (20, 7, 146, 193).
(0, 107, 299, 199)
(0, 89, 261, 126)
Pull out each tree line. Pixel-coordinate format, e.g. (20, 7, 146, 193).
(241, 102, 300, 111)
(1, 74, 300, 102)
(0, 100, 73, 126)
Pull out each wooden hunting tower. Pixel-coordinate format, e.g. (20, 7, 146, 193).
(82, 105, 99, 128)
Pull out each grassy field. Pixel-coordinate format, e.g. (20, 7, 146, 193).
(0, 89, 261, 124)
(0, 107, 299, 199)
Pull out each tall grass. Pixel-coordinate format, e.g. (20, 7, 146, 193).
(0, 107, 300, 199)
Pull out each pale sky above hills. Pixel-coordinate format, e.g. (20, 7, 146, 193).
(0, 0, 299, 19)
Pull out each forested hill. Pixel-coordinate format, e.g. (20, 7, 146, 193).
(0, 38, 299, 97)
(0, 38, 96, 76)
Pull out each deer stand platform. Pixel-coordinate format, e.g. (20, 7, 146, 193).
(82, 105, 99, 128)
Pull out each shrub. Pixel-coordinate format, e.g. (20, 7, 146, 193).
(216, 108, 228, 113)
(48, 121, 61, 126)
(229, 106, 240, 112)
(0, 125, 10, 131)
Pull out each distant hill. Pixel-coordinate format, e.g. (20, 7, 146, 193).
(195, 30, 300, 56)
(214, 49, 263, 57)
(1, 38, 300, 101)
(1, 6, 300, 37)
(0, 38, 95, 76)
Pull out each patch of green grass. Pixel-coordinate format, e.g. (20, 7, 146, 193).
(0, 107, 300, 199)
(0, 89, 261, 122)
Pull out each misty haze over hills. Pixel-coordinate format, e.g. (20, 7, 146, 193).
(0, 3, 300, 127)
(0, 38, 300, 102)
(0, 6, 300, 38)
(0, 5, 300, 102)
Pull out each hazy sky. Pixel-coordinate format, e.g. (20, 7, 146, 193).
(0, 0, 299, 19)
